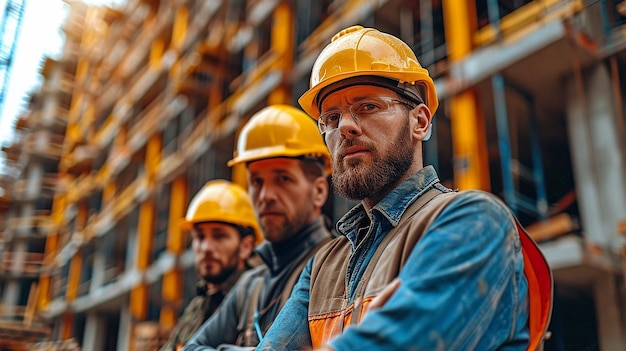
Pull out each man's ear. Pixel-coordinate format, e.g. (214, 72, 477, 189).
(410, 104, 432, 141)
(239, 234, 255, 261)
(312, 176, 329, 208)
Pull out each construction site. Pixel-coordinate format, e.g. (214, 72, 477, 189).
(0, 0, 625, 350)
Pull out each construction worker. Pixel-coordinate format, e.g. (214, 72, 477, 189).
(160, 180, 262, 351)
(183, 104, 335, 350)
(257, 25, 553, 351)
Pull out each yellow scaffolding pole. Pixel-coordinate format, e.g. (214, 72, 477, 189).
(61, 252, 82, 339)
(442, 0, 491, 190)
(130, 134, 161, 335)
(160, 176, 187, 328)
(38, 190, 65, 310)
(59, 181, 91, 338)
(268, 1, 294, 105)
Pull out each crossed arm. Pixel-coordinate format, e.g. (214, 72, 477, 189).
(258, 192, 527, 350)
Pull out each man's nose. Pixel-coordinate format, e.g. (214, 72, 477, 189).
(337, 110, 361, 137)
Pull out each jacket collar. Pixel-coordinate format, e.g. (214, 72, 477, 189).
(336, 166, 440, 243)
(254, 217, 331, 275)
(197, 265, 249, 296)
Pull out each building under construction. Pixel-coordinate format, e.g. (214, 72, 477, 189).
(1, 0, 625, 350)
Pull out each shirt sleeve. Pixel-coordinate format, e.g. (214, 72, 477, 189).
(255, 259, 314, 350)
(328, 191, 529, 351)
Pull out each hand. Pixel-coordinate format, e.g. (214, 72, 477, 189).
(365, 278, 401, 314)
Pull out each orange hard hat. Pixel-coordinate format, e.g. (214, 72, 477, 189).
(299, 25, 438, 139)
(181, 179, 262, 244)
(227, 104, 331, 174)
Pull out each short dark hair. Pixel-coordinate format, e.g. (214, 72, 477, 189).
(298, 156, 326, 182)
(234, 224, 256, 239)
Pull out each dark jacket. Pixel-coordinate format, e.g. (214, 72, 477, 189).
(160, 259, 259, 351)
(183, 217, 333, 350)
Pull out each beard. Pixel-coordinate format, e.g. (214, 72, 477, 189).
(332, 125, 413, 201)
(259, 216, 294, 243)
(258, 199, 314, 244)
(202, 264, 238, 285)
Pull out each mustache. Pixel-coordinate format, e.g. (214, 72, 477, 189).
(336, 139, 373, 158)
(199, 255, 217, 262)
(257, 204, 281, 215)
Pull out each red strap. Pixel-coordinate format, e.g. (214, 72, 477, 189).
(518, 222, 553, 350)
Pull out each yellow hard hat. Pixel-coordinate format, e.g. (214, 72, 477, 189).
(299, 25, 438, 119)
(227, 104, 331, 174)
(181, 179, 262, 244)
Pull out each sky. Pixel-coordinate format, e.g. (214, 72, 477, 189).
(0, 0, 125, 153)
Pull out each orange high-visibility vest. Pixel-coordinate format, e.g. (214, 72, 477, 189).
(307, 189, 553, 350)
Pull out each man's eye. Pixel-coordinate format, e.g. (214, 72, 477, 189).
(356, 101, 383, 114)
(325, 112, 340, 122)
(213, 233, 228, 240)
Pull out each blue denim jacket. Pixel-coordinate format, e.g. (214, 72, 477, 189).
(257, 166, 530, 350)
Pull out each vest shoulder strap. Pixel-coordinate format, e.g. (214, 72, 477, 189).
(351, 186, 458, 323)
(279, 235, 333, 310)
(238, 233, 334, 344)
(235, 275, 263, 346)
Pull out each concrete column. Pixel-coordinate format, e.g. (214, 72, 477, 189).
(117, 304, 132, 351)
(82, 312, 105, 351)
(25, 163, 44, 202)
(2, 240, 28, 315)
(90, 246, 105, 292)
(593, 272, 626, 350)
(565, 63, 626, 249)
(127, 214, 138, 269)
(41, 68, 60, 128)
(17, 164, 37, 237)
(9, 240, 28, 273)
(1, 281, 19, 318)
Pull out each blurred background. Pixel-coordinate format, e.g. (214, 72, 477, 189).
(0, 0, 625, 350)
